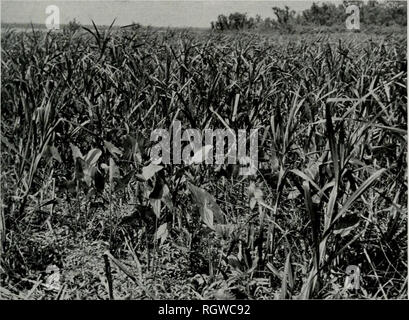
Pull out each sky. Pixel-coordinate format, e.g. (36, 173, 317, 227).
(1, 0, 343, 28)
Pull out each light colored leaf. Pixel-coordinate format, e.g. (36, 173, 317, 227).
(84, 148, 102, 167)
(104, 140, 123, 157)
(287, 188, 301, 200)
(109, 158, 119, 185)
(155, 223, 167, 240)
(188, 144, 213, 165)
(250, 197, 257, 210)
(142, 163, 163, 181)
(150, 198, 162, 219)
(214, 224, 234, 239)
(187, 182, 224, 224)
(201, 201, 214, 230)
(50, 146, 62, 163)
(70, 143, 83, 160)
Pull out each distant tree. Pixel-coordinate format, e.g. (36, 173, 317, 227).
(272, 6, 295, 25)
(246, 16, 255, 29)
(211, 12, 256, 30)
(301, 2, 344, 26)
(228, 12, 247, 30)
(215, 14, 229, 30)
(63, 18, 81, 33)
(255, 14, 262, 24)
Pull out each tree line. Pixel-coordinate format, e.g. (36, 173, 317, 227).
(210, 1, 407, 31)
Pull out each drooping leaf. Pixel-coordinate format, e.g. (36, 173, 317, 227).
(83, 165, 98, 186)
(150, 198, 161, 218)
(114, 170, 135, 192)
(70, 143, 83, 161)
(109, 158, 119, 185)
(187, 182, 225, 224)
(188, 144, 213, 165)
(155, 223, 168, 245)
(149, 175, 173, 210)
(84, 148, 102, 167)
(50, 146, 62, 163)
(142, 163, 163, 181)
(83, 169, 93, 187)
(201, 201, 214, 230)
(214, 223, 234, 240)
(287, 188, 301, 200)
(101, 163, 109, 172)
(104, 140, 123, 157)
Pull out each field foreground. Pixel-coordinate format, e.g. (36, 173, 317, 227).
(0, 27, 407, 299)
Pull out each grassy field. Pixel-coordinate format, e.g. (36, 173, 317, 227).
(0, 26, 407, 299)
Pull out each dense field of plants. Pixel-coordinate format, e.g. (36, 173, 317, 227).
(0, 26, 407, 299)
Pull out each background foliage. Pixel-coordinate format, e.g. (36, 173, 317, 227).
(211, 1, 407, 32)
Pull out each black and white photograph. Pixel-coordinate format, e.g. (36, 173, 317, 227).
(0, 0, 407, 304)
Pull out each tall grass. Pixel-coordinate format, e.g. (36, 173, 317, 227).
(0, 27, 407, 299)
